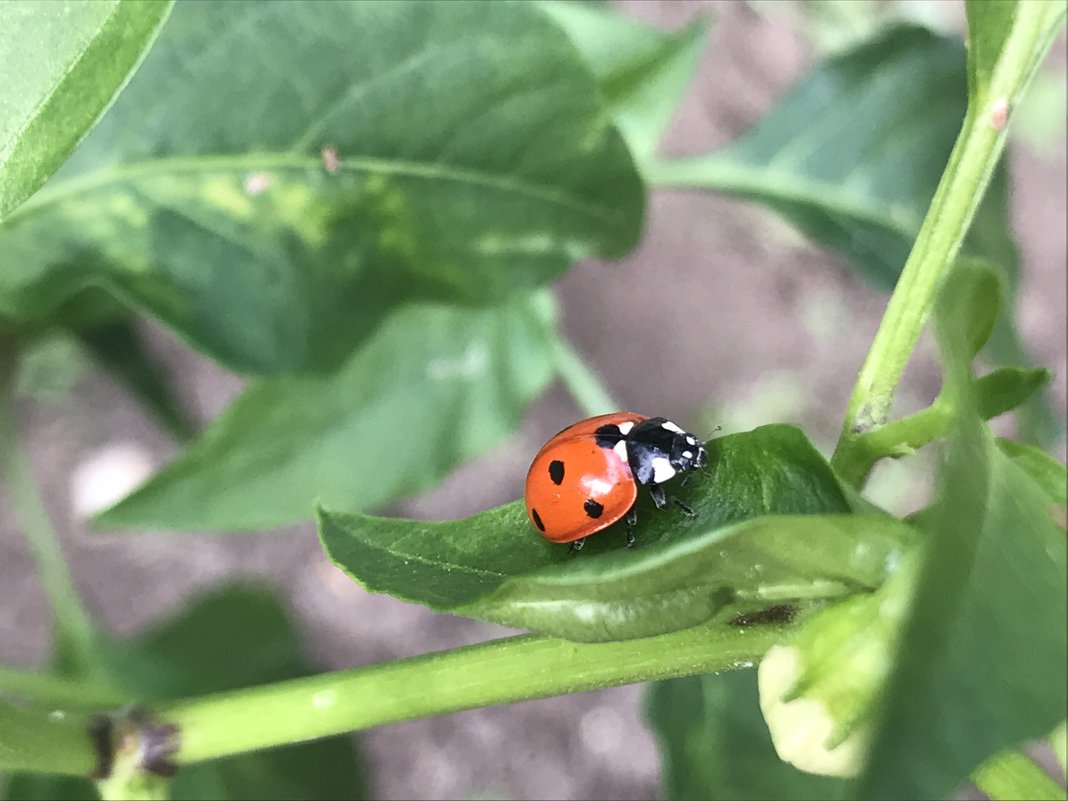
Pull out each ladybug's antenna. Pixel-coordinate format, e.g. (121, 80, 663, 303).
(704, 424, 722, 440)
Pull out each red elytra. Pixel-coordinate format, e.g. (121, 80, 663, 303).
(524, 413, 646, 544)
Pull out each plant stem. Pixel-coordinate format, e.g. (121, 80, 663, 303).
(162, 620, 781, 766)
(0, 701, 99, 776)
(0, 345, 99, 673)
(552, 334, 620, 416)
(831, 1, 1065, 487)
(833, 366, 1051, 484)
(971, 748, 1066, 801)
(0, 667, 125, 709)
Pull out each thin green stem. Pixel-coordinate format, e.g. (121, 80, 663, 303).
(0, 701, 99, 776)
(971, 748, 1066, 801)
(0, 346, 99, 673)
(162, 620, 782, 766)
(833, 366, 1050, 484)
(831, 2, 1065, 487)
(0, 667, 125, 709)
(552, 334, 621, 416)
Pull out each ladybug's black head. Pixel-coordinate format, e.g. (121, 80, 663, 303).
(667, 428, 707, 474)
(625, 417, 708, 486)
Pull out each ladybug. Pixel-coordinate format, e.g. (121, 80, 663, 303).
(524, 413, 708, 550)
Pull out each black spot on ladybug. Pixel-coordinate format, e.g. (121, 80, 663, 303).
(531, 508, 545, 532)
(594, 424, 623, 450)
(583, 498, 604, 519)
(548, 460, 565, 485)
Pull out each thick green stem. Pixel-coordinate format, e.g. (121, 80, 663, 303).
(0, 346, 98, 671)
(552, 334, 620, 416)
(971, 748, 1066, 801)
(0, 702, 99, 776)
(831, 2, 1064, 487)
(162, 620, 782, 765)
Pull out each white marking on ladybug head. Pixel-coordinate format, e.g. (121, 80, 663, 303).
(661, 421, 683, 434)
(683, 450, 693, 459)
(616, 421, 635, 435)
(613, 440, 629, 462)
(685, 435, 697, 445)
(651, 457, 676, 483)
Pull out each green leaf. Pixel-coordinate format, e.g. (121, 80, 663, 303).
(647, 25, 973, 289)
(645, 670, 845, 800)
(856, 246, 1068, 800)
(320, 423, 917, 642)
(965, 0, 1019, 94)
(0, 0, 642, 376)
(96, 294, 556, 530)
(5, 585, 368, 801)
(996, 439, 1067, 506)
(943, 258, 1001, 360)
(0, 0, 173, 220)
(647, 22, 1061, 444)
(76, 318, 196, 442)
(538, 0, 709, 162)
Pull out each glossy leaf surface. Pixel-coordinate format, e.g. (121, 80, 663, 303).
(320, 424, 917, 641)
(0, 0, 641, 375)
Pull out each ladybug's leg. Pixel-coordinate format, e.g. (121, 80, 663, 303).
(648, 484, 668, 510)
(680, 473, 693, 488)
(569, 538, 586, 553)
(625, 505, 638, 548)
(672, 498, 696, 517)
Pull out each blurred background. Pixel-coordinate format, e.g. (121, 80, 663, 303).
(1, 1, 1064, 798)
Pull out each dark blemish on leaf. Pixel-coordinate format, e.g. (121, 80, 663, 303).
(531, 508, 545, 532)
(583, 498, 604, 519)
(548, 459, 565, 485)
(729, 604, 797, 626)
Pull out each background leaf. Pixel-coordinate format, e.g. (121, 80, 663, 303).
(320, 424, 916, 642)
(645, 670, 845, 800)
(856, 263, 1068, 799)
(538, 0, 709, 163)
(0, 0, 172, 220)
(5, 585, 367, 801)
(0, 0, 642, 375)
(96, 293, 557, 530)
(647, 23, 1059, 443)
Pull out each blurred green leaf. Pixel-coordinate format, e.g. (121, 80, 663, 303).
(996, 439, 1067, 505)
(648, 25, 973, 289)
(96, 294, 556, 530)
(0, 0, 642, 375)
(857, 253, 1068, 799)
(77, 318, 195, 442)
(645, 670, 845, 800)
(4, 586, 367, 801)
(0, 0, 172, 220)
(539, 0, 709, 162)
(320, 424, 916, 642)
